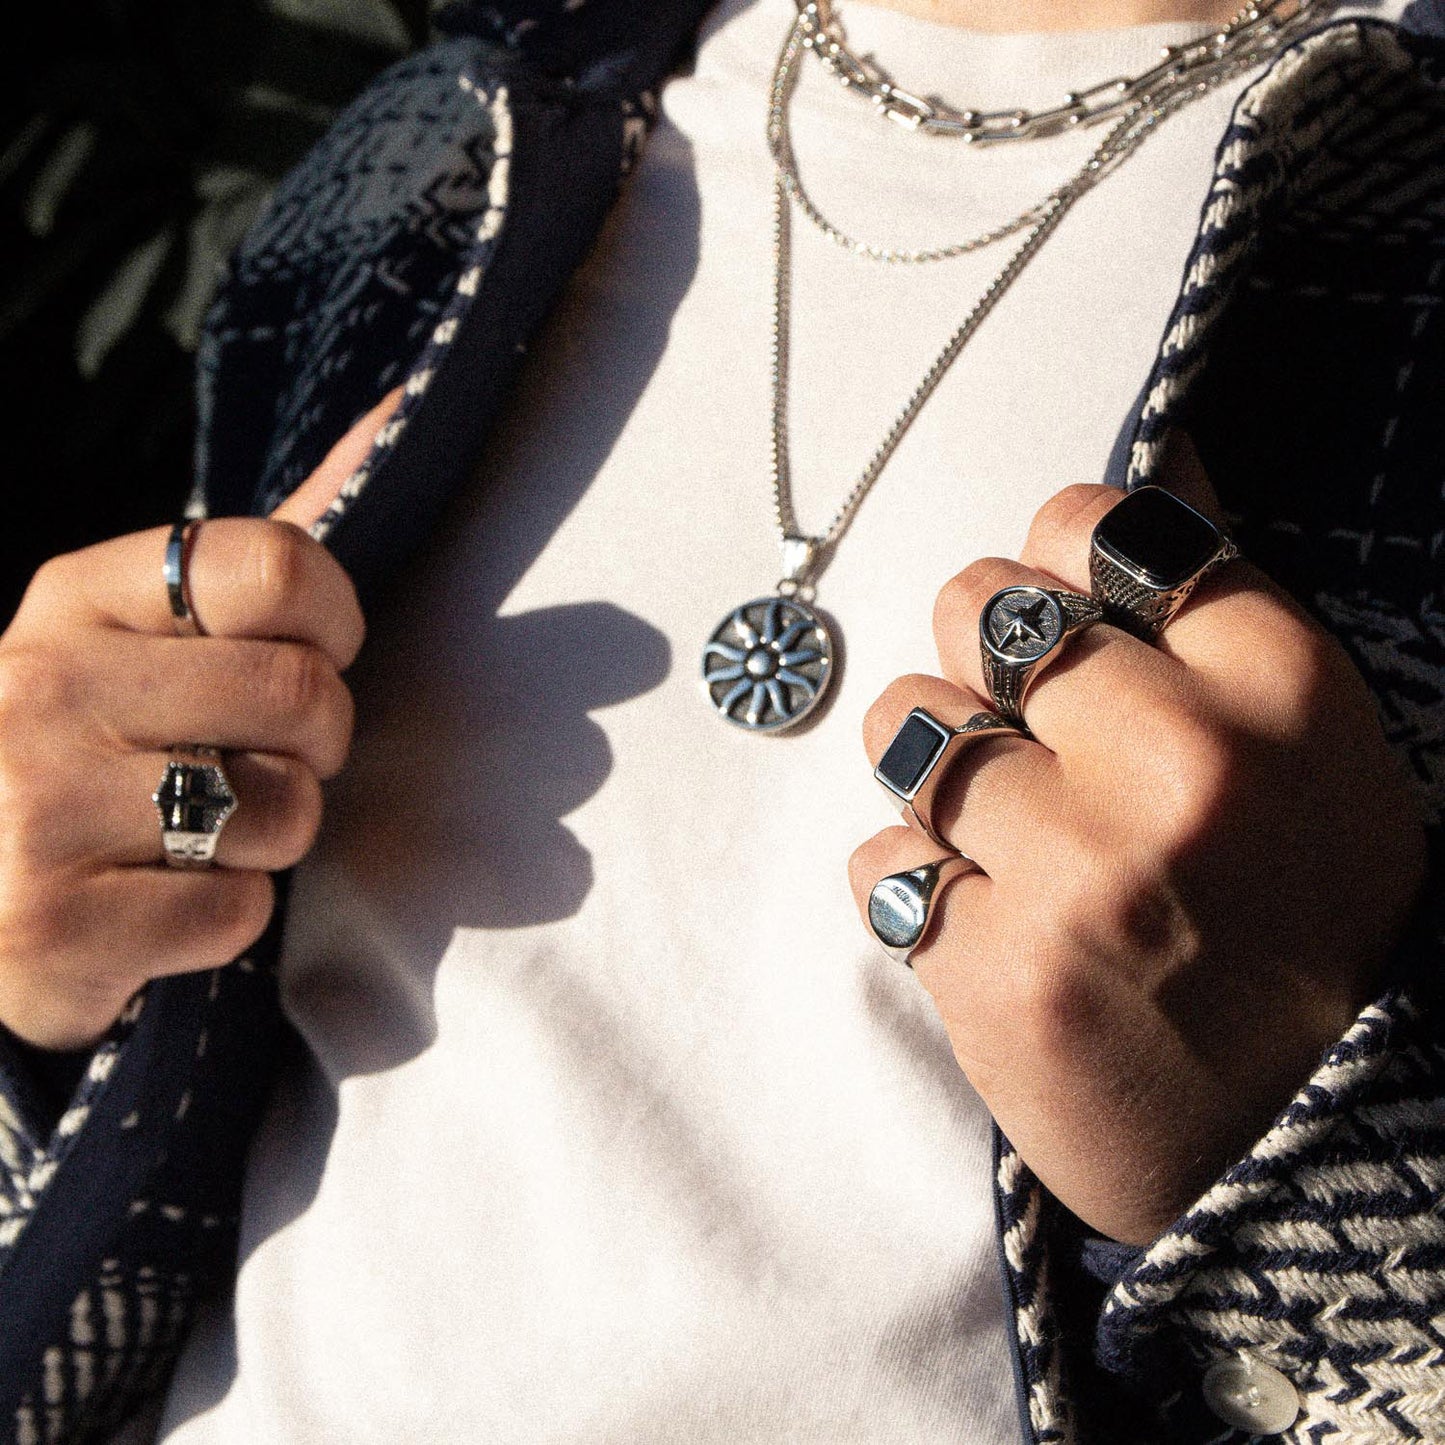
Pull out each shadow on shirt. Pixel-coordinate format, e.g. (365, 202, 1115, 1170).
(158, 77, 702, 1438)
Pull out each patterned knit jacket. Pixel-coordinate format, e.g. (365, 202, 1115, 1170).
(0, 2, 1443, 1441)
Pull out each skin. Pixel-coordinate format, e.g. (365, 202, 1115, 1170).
(0, 390, 398, 1050)
(0, 407, 1423, 1246)
(847, 442, 1426, 1243)
(0, 4, 1424, 1249)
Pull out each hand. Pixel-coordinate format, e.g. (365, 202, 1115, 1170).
(849, 450, 1428, 1244)
(0, 391, 399, 1051)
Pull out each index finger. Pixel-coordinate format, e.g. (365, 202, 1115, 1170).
(18, 389, 403, 668)
(35, 518, 365, 672)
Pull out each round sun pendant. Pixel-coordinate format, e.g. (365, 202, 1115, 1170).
(702, 594, 834, 733)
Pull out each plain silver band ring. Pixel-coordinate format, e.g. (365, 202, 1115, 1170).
(867, 853, 979, 967)
(164, 521, 205, 637)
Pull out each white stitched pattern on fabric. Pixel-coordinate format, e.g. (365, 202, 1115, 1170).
(996, 1141, 1076, 1444)
(1127, 22, 1394, 491)
(1131, 1010, 1445, 1443)
(311, 79, 513, 545)
(1370, 254, 1445, 507)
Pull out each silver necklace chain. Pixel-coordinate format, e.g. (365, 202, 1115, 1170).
(703, 1, 1320, 733)
(798, 0, 1314, 141)
(768, 4, 1315, 565)
(770, 0, 1317, 264)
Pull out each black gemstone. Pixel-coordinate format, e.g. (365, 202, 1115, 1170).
(1093, 487, 1221, 590)
(876, 710, 949, 797)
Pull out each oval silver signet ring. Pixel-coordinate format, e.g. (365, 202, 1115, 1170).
(867, 853, 978, 967)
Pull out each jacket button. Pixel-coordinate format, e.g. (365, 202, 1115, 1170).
(1201, 1356, 1300, 1434)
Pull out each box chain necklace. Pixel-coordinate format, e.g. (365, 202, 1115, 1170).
(700, 0, 1318, 733)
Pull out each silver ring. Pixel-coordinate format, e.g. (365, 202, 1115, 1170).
(1089, 486, 1240, 640)
(874, 706, 1021, 846)
(164, 521, 206, 637)
(978, 585, 1103, 728)
(868, 854, 978, 967)
(153, 747, 237, 868)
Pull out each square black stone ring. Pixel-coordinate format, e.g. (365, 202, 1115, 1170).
(873, 706, 1022, 848)
(1089, 486, 1239, 641)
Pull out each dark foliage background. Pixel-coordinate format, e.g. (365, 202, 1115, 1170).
(0, 0, 427, 625)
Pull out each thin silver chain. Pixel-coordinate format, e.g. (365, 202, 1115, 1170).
(767, 6, 1315, 572)
(770, 0, 1317, 264)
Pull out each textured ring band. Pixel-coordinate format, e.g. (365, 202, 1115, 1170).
(868, 854, 979, 967)
(978, 585, 1104, 728)
(153, 746, 237, 869)
(164, 521, 205, 637)
(1089, 486, 1240, 640)
(874, 706, 1021, 846)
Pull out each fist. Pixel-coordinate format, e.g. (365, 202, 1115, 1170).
(850, 460, 1427, 1244)
(0, 391, 397, 1049)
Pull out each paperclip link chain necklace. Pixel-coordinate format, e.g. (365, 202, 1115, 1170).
(700, 0, 1319, 734)
(778, 0, 1316, 263)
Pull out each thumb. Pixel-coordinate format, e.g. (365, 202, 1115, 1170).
(270, 386, 405, 531)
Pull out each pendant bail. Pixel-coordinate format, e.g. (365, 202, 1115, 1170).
(779, 534, 821, 599)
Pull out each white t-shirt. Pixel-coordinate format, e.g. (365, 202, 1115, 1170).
(152, 1, 1355, 1439)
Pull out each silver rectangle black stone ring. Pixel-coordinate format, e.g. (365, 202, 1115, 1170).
(1089, 485, 1240, 640)
(873, 705, 1021, 847)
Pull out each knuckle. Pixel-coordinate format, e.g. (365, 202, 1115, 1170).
(1178, 731, 1236, 829)
(1013, 948, 1106, 1057)
(1266, 625, 1346, 740)
(314, 676, 354, 778)
(0, 646, 68, 727)
(1117, 684, 1235, 846)
(1088, 858, 1175, 954)
(1024, 483, 1110, 553)
(864, 674, 937, 754)
(933, 557, 1018, 639)
(20, 554, 71, 613)
(1150, 714, 1237, 846)
(350, 585, 367, 652)
(333, 570, 367, 666)
(1042, 839, 1196, 983)
(846, 827, 911, 904)
(16, 547, 104, 622)
(277, 766, 325, 862)
(846, 842, 873, 900)
(201, 873, 275, 961)
(1055, 481, 1112, 513)
(253, 644, 353, 776)
(260, 643, 333, 722)
(245, 522, 314, 622)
